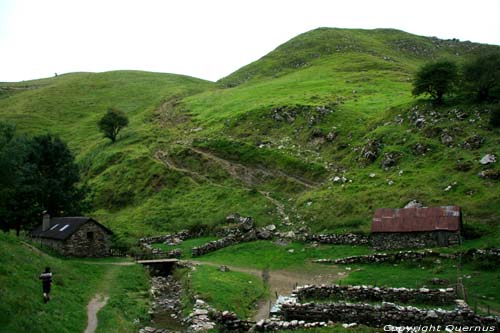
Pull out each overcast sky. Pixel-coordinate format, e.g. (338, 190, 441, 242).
(1, 0, 499, 82)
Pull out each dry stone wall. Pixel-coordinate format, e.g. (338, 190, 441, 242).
(294, 284, 456, 305)
(139, 230, 192, 247)
(305, 233, 369, 245)
(280, 302, 500, 330)
(191, 216, 269, 257)
(315, 248, 500, 265)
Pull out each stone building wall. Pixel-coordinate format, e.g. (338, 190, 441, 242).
(38, 221, 111, 257)
(37, 238, 66, 254)
(370, 231, 460, 250)
(62, 222, 111, 257)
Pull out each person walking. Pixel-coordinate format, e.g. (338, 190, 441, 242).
(39, 267, 53, 303)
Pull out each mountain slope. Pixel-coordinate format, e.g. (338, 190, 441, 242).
(1, 28, 499, 242)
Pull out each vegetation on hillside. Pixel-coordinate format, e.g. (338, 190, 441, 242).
(0, 29, 499, 243)
(0, 129, 86, 234)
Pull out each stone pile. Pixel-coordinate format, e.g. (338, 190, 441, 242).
(279, 301, 500, 329)
(293, 284, 456, 305)
(305, 233, 368, 245)
(184, 299, 217, 332)
(211, 310, 254, 331)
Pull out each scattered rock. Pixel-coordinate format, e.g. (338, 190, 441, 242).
(404, 200, 424, 208)
(218, 265, 230, 272)
(480, 154, 496, 165)
(360, 139, 382, 164)
(479, 169, 500, 180)
(440, 133, 453, 145)
(462, 135, 484, 150)
(381, 152, 401, 169)
(326, 131, 337, 142)
(412, 143, 430, 156)
(265, 224, 276, 231)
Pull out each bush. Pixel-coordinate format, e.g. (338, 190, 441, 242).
(490, 105, 500, 127)
(412, 60, 458, 104)
(462, 53, 500, 102)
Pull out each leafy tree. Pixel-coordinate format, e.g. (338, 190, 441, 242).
(98, 108, 129, 143)
(0, 129, 86, 234)
(462, 53, 500, 102)
(412, 60, 458, 104)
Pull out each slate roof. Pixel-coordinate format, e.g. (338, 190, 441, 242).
(371, 206, 462, 233)
(31, 217, 113, 240)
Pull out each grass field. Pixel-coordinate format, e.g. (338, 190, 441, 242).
(0, 232, 150, 333)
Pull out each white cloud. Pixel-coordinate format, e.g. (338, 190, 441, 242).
(0, 0, 499, 82)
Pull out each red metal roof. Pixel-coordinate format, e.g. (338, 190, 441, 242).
(371, 206, 462, 233)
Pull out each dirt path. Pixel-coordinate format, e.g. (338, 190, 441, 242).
(155, 149, 296, 225)
(84, 294, 109, 333)
(190, 260, 346, 321)
(190, 147, 318, 189)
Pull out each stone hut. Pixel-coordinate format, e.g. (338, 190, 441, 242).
(31, 213, 113, 257)
(370, 206, 462, 250)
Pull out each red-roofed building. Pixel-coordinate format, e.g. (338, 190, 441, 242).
(370, 206, 462, 250)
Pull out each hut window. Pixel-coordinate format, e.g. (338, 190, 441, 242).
(87, 232, 94, 240)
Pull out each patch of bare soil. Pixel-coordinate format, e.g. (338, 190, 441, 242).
(84, 294, 109, 333)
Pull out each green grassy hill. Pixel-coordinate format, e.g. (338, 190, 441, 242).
(1, 28, 499, 242)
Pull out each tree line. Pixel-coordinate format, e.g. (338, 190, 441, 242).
(0, 125, 87, 234)
(412, 52, 500, 105)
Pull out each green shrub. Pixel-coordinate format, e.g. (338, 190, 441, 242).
(490, 105, 500, 127)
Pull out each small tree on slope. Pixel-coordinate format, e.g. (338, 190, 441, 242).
(412, 60, 458, 104)
(98, 108, 129, 143)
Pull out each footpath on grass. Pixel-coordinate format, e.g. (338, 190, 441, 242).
(190, 260, 345, 321)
